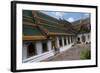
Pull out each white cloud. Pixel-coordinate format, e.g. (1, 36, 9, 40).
(67, 17, 75, 22)
(51, 12, 66, 19)
(55, 12, 63, 18)
(40, 11, 63, 19)
(40, 11, 68, 19)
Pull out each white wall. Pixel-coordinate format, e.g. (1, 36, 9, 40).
(22, 43, 28, 60)
(77, 33, 90, 44)
(61, 37, 64, 46)
(23, 40, 54, 63)
(56, 36, 74, 52)
(56, 37, 60, 48)
(47, 40, 52, 51)
(22, 36, 74, 62)
(35, 41, 42, 55)
(0, 0, 100, 73)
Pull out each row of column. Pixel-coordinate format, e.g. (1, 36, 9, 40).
(56, 35, 74, 48)
(22, 36, 75, 60)
(77, 34, 90, 44)
(22, 40, 52, 60)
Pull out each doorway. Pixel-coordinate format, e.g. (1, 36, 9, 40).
(27, 43, 36, 58)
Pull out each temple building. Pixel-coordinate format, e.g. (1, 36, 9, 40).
(22, 10, 90, 63)
(72, 18, 91, 44)
(22, 10, 76, 63)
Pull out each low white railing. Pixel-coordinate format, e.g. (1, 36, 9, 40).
(23, 50, 54, 63)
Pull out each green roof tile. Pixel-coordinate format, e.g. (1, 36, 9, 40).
(23, 17, 35, 23)
(23, 10, 33, 17)
(23, 25, 44, 36)
(42, 25, 66, 33)
(36, 12, 59, 23)
(23, 10, 35, 24)
(23, 10, 76, 36)
(40, 19, 61, 27)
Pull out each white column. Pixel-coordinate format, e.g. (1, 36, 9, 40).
(67, 36, 69, 45)
(22, 43, 28, 60)
(56, 37, 60, 48)
(80, 35, 82, 43)
(70, 36, 71, 43)
(66, 36, 68, 45)
(35, 41, 42, 55)
(70, 36, 72, 44)
(62, 37, 64, 46)
(47, 40, 52, 51)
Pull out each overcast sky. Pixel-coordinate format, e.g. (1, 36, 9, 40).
(40, 11, 90, 22)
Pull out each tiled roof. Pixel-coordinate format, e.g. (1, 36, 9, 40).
(23, 25, 44, 36)
(36, 11, 59, 23)
(23, 10, 75, 40)
(23, 10, 33, 18)
(72, 17, 91, 34)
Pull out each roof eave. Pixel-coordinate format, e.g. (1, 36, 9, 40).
(23, 36, 47, 41)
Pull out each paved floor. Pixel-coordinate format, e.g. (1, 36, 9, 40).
(42, 44, 91, 62)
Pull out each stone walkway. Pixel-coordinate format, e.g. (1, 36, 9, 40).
(42, 44, 91, 62)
